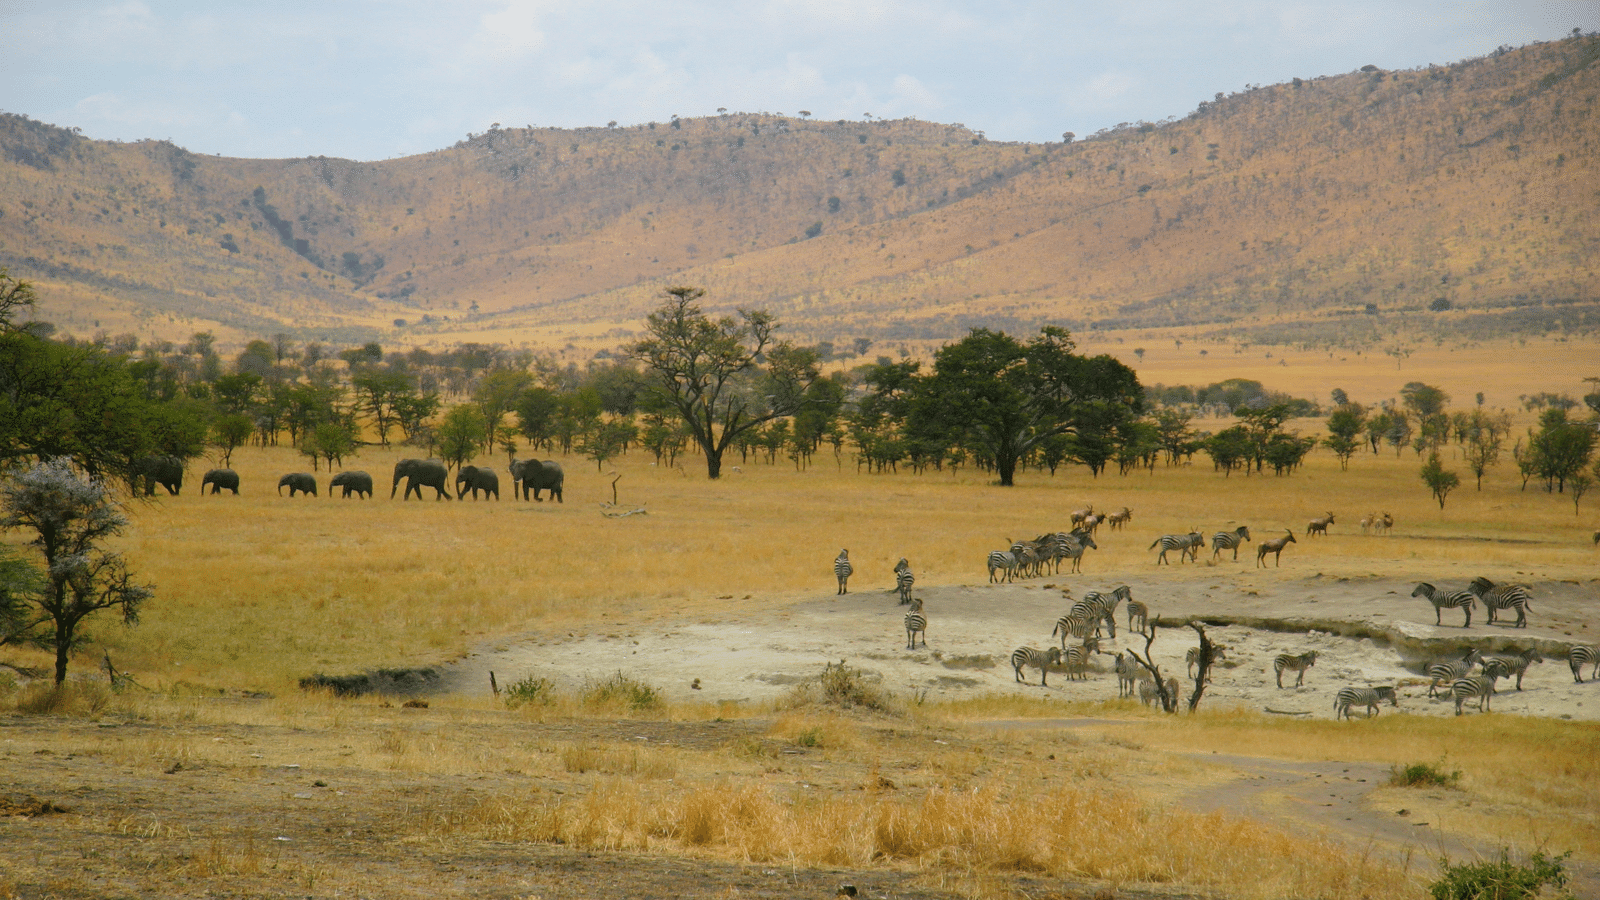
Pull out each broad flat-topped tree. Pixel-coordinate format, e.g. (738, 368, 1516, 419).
(629, 287, 819, 479)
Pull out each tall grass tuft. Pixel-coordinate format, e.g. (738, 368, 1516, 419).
(783, 660, 898, 712)
(1390, 759, 1462, 789)
(1429, 850, 1573, 900)
(503, 675, 555, 708)
(11, 681, 114, 716)
(581, 672, 662, 712)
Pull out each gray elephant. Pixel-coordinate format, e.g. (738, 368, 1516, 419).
(329, 470, 373, 499)
(134, 454, 184, 496)
(510, 458, 564, 502)
(277, 472, 318, 497)
(392, 458, 451, 500)
(200, 468, 240, 495)
(455, 465, 499, 500)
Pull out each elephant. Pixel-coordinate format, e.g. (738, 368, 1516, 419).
(510, 457, 564, 502)
(329, 470, 373, 499)
(134, 454, 184, 496)
(392, 458, 451, 501)
(277, 472, 318, 497)
(200, 468, 240, 495)
(455, 465, 499, 500)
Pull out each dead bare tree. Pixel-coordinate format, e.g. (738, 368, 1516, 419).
(1124, 619, 1177, 713)
(1184, 622, 1223, 712)
(1125, 618, 1226, 714)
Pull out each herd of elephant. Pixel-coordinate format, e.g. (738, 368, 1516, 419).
(133, 454, 564, 502)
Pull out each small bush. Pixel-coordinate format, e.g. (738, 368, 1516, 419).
(1390, 759, 1461, 788)
(1430, 850, 1572, 900)
(13, 681, 113, 716)
(581, 672, 661, 712)
(503, 675, 555, 709)
(793, 727, 824, 748)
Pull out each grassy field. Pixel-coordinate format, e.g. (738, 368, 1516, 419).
(3, 426, 1598, 900)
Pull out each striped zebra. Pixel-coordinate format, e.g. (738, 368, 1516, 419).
(1053, 608, 1101, 649)
(987, 550, 1018, 583)
(1011, 646, 1063, 686)
(1187, 645, 1227, 679)
(1411, 582, 1477, 627)
(1468, 576, 1533, 628)
(834, 549, 853, 595)
(1077, 589, 1125, 639)
(1059, 532, 1097, 574)
(1138, 675, 1180, 708)
(1567, 645, 1598, 683)
(1256, 530, 1296, 567)
(1480, 648, 1542, 691)
(895, 560, 915, 604)
(1061, 638, 1100, 681)
(903, 599, 926, 649)
(1426, 648, 1483, 698)
(1452, 674, 1498, 716)
(1150, 532, 1202, 565)
(1210, 526, 1252, 561)
(1334, 685, 1398, 720)
(1273, 650, 1318, 688)
(1114, 652, 1141, 697)
(1126, 600, 1149, 636)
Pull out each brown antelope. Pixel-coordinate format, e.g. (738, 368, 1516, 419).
(1256, 529, 1296, 567)
(1069, 505, 1095, 527)
(1359, 512, 1376, 535)
(1375, 512, 1393, 535)
(1306, 512, 1335, 537)
(1106, 507, 1133, 530)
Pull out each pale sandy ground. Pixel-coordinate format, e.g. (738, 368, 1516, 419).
(443, 571, 1600, 719)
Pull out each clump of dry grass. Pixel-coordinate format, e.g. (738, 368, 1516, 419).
(781, 659, 900, 713)
(7, 680, 115, 716)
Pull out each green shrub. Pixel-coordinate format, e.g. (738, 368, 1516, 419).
(503, 675, 555, 708)
(1390, 759, 1461, 788)
(1430, 850, 1572, 900)
(581, 672, 661, 712)
(794, 727, 824, 748)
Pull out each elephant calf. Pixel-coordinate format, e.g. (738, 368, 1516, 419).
(278, 472, 318, 497)
(456, 465, 499, 500)
(201, 468, 240, 495)
(330, 470, 373, 499)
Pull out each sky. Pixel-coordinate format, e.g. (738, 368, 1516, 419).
(2, 1, 1595, 162)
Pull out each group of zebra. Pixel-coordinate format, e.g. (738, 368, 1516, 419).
(1411, 577, 1535, 628)
(987, 530, 1098, 582)
(1146, 525, 1296, 568)
(1011, 585, 1134, 686)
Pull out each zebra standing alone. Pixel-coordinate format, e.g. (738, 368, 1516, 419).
(1411, 582, 1477, 627)
(1334, 685, 1398, 720)
(1273, 650, 1318, 688)
(834, 549, 853, 595)
(1011, 646, 1063, 686)
(903, 598, 926, 649)
(894, 558, 915, 604)
(1468, 576, 1533, 628)
(1126, 599, 1149, 636)
(1210, 526, 1252, 561)
(1568, 645, 1598, 683)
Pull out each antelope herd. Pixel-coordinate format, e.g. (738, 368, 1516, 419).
(832, 502, 1590, 720)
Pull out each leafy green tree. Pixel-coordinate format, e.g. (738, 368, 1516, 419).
(1, 459, 153, 684)
(1421, 451, 1461, 510)
(1524, 408, 1597, 492)
(1152, 408, 1198, 465)
(579, 420, 636, 472)
(392, 390, 441, 444)
(210, 413, 255, 467)
(310, 420, 359, 471)
(212, 372, 262, 414)
(906, 327, 1141, 486)
(1324, 403, 1367, 470)
(515, 386, 561, 451)
(1234, 403, 1294, 474)
(437, 405, 488, 472)
(473, 369, 534, 450)
(553, 387, 603, 455)
(1461, 409, 1509, 489)
(628, 286, 820, 479)
(1203, 426, 1252, 476)
(0, 544, 44, 652)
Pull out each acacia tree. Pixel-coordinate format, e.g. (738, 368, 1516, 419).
(629, 287, 819, 479)
(907, 327, 1142, 486)
(1421, 452, 1461, 510)
(1, 460, 152, 684)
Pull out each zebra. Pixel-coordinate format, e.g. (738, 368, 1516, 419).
(1426, 648, 1483, 698)
(1138, 675, 1181, 708)
(1452, 674, 1498, 716)
(987, 550, 1018, 583)
(1011, 646, 1063, 686)
(1210, 526, 1252, 561)
(1411, 582, 1477, 627)
(1106, 507, 1132, 531)
(1061, 638, 1100, 681)
(1077, 588, 1125, 639)
(1569, 645, 1599, 683)
(1059, 532, 1097, 574)
(1053, 609, 1101, 649)
(834, 549, 853, 595)
(1150, 532, 1202, 565)
(1114, 652, 1141, 697)
(895, 560, 915, 604)
(1307, 512, 1335, 537)
(1187, 645, 1227, 679)
(1273, 650, 1318, 688)
(903, 598, 926, 649)
(1126, 599, 1149, 636)
(1334, 685, 1398, 720)
(1480, 647, 1542, 691)
(1468, 576, 1532, 628)
(1256, 530, 1296, 567)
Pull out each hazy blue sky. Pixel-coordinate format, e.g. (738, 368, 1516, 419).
(3, 1, 1594, 161)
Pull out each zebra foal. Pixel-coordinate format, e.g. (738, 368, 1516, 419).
(903, 598, 926, 650)
(1334, 685, 1398, 720)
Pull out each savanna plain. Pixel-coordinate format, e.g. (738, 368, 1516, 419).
(4, 358, 1600, 900)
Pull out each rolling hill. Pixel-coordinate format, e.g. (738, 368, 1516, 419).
(1, 34, 1595, 357)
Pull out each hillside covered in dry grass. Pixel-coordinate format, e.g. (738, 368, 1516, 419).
(1, 35, 1594, 353)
